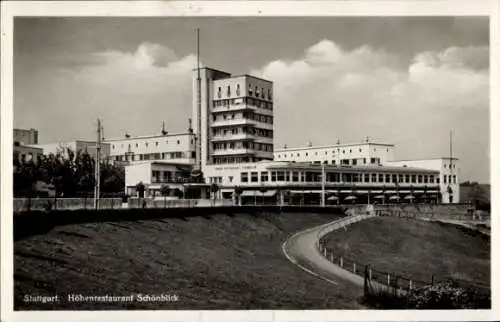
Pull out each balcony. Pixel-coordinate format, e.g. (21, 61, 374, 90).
(211, 118, 254, 127)
(211, 148, 255, 156)
(211, 133, 256, 142)
(212, 103, 274, 115)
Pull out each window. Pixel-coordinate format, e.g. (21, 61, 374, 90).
(392, 174, 397, 183)
(370, 158, 376, 164)
(385, 174, 391, 183)
(371, 173, 377, 182)
(292, 172, 299, 182)
(249, 84, 253, 96)
(378, 174, 384, 183)
(285, 172, 291, 181)
(255, 86, 259, 98)
(405, 174, 410, 183)
(135, 143, 138, 148)
(352, 159, 357, 166)
(277, 171, 285, 181)
(241, 172, 248, 183)
(227, 85, 231, 97)
(418, 175, 422, 183)
(430, 175, 434, 183)
(437, 177, 440, 184)
(261, 171, 269, 182)
(217, 87, 222, 98)
(236, 84, 241, 96)
(251, 172, 258, 182)
(145, 142, 148, 147)
(177, 140, 180, 144)
(155, 142, 158, 146)
(453, 175, 456, 184)
(444, 175, 447, 184)
(364, 173, 370, 182)
(411, 175, 416, 183)
(424, 175, 428, 184)
(271, 171, 277, 182)
(268, 89, 272, 100)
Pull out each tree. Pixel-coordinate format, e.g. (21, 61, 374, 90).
(234, 186, 243, 206)
(136, 182, 145, 198)
(210, 183, 219, 206)
(160, 184, 171, 197)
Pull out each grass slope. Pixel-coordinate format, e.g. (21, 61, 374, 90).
(322, 217, 490, 285)
(15, 211, 364, 310)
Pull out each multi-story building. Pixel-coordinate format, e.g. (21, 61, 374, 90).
(105, 130, 196, 165)
(14, 128, 38, 146)
(386, 158, 459, 204)
(31, 140, 111, 161)
(121, 65, 460, 204)
(13, 128, 42, 163)
(274, 142, 395, 166)
(192, 67, 274, 167)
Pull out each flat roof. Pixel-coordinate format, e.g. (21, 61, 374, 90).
(126, 161, 193, 168)
(192, 66, 232, 75)
(266, 163, 439, 173)
(229, 74, 273, 84)
(389, 157, 459, 162)
(104, 132, 193, 142)
(274, 142, 395, 152)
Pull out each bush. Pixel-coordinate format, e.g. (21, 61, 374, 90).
(407, 281, 490, 309)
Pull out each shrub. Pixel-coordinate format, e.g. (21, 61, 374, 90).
(407, 281, 490, 309)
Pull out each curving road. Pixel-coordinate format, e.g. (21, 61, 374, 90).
(282, 219, 366, 291)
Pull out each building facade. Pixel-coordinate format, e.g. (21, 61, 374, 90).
(105, 131, 196, 165)
(274, 142, 395, 166)
(192, 67, 274, 167)
(13, 128, 42, 163)
(31, 140, 111, 161)
(386, 158, 460, 204)
(125, 161, 208, 199)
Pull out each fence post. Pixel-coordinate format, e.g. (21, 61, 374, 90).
(369, 267, 372, 281)
(364, 265, 369, 297)
(409, 280, 412, 291)
(353, 262, 356, 274)
(323, 247, 327, 257)
(340, 257, 343, 268)
(431, 275, 435, 286)
(387, 273, 391, 286)
(330, 252, 333, 262)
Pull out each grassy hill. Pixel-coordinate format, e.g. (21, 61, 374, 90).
(321, 216, 490, 286)
(14, 211, 365, 310)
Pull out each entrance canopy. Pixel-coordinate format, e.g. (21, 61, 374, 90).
(240, 190, 277, 197)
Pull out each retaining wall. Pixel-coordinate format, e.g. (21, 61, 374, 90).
(14, 198, 122, 213)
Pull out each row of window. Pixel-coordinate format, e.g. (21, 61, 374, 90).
(277, 158, 380, 166)
(216, 84, 272, 100)
(443, 163, 456, 170)
(212, 112, 273, 125)
(443, 175, 457, 184)
(213, 98, 273, 110)
(112, 151, 194, 162)
(212, 156, 269, 164)
(213, 142, 273, 152)
(276, 147, 391, 158)
(111, 139, 190, 150)
(212, 126, 273, 138)
(240, 171, 440, 184)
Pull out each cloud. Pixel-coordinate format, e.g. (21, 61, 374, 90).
(252, 40, 489, 182)
(16, 43, 197, 143)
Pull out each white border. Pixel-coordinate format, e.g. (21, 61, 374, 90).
(1, 1, 497, 322)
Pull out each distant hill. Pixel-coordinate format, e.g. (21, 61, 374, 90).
(460, 182, 490, 210)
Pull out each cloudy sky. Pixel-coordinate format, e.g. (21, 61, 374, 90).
(14, 17, 489, 182)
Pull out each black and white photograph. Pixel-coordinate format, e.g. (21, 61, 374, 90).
(1, 1, 497, 321)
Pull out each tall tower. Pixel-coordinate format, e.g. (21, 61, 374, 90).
(193, 70, 275, 167)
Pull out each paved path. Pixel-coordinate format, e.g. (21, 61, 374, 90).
(282, 219, 366, 292)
